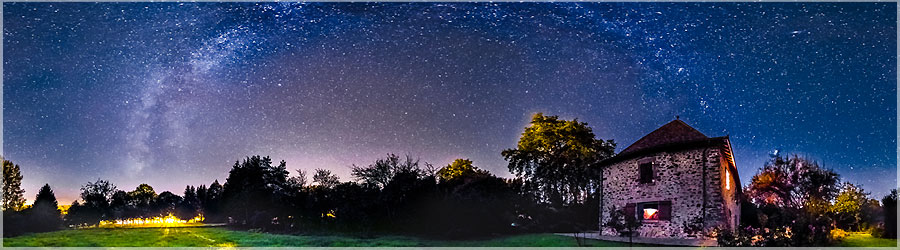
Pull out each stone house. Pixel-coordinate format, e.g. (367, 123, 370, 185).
(598, 119, 741, 240)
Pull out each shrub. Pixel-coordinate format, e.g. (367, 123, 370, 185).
(3, 210, 28, 237)
(867, 224, 885, 238)
(830, 228, 848, 241)
(716, 226, 794, 247)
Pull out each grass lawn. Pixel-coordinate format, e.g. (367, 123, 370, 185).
(836, 233, 898, 247)
(3, 226, 647, 247)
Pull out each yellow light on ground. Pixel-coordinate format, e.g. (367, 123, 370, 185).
(98, 214, 204, 228)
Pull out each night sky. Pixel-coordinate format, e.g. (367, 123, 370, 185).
(3, 2, 896, 204)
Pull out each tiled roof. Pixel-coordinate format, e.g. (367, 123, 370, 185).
(619, 119, 709, 155)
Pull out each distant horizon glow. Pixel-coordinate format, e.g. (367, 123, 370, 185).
(3, 2, 896, 204)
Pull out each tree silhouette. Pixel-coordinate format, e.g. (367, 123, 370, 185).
(30, 184, 62, 232)
(882, 189, 897, 238)
(288, 169, 308, 189)
(313, 168, 340, 188)
(222, 156, 291, 226)
(204, 180, 224, 221)
(80, 179, 117, 208)
(77, 179, 117, 223)
(177, 185, 200, 219)
(153, 191, 182, 216)
(432, 160, 515, 237)
(127, 184, 157, 208)
(351, 153, 429, 188)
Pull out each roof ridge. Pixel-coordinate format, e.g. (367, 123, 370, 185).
(619, 119, 709, 155)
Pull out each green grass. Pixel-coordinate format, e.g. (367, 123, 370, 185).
(837, 233, 898, 247)
(3, 226, 646, 247)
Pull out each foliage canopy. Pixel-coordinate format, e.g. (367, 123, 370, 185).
(502, 113, 615, 205)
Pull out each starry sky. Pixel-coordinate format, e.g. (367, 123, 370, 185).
(3, 2, 896, 204)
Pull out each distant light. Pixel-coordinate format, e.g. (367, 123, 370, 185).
(98, 214, 204, 228)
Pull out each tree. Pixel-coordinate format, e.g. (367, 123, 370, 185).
(64, 200, 96, 228)
(351, 154, 429, 188)
(883, 189, 897, 239)
(221, 156, 291, 227)
(288, 169, 308, 189)
(2, 159, 26, 211)
(109, 190, 132, 219)
(78, 179, 117, 223)
(431, 162, 515, 237)
(177, 185, 200, 219)
(741, 154, 842, 246)
(196, 185, 208, 211)
(207, 180, 223, 202)
(745, 154, 840, 211)
(313, 168, 340, 188)
(30, 184, 62, 232)
(437, 158, 490, 182)
(376, 158, 437, 233)
(859, 198, 883, 231)
(80, 179, 117, 208)
(2, 183, 61, 236)
(153, 191, 182, 216)
(830, 182, 870, 230)
(183, 186, 198, 207)
(501, 113, 615, 205)
(204, 179, 224, 220)
(127, 184, 157, 208)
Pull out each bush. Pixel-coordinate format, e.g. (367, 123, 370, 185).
(867, 224, 885, 238)
(716, 226, 795, 247)
(3, 210, 28, 237)
(715, 227, 752, 247)
(830, 228, 849, 241)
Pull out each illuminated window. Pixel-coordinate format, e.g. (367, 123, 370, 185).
(637, 201, 672, 221)
(639, 163, 653, 183)
(725, 170, 731, 190)
(642, 204, 659, 220)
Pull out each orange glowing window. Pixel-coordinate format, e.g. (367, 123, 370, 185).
(725, 170, 731, 190)
(638, 201, 671, 221)
(643, 207, 659, 220)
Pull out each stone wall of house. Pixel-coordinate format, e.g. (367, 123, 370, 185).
(599, 146, 731, 239)
(718, 146, 741, 233)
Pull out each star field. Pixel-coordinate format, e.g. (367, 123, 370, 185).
(3, 2, 896, 203)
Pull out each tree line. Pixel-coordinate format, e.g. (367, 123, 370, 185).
(3, 114, 609, 238)
(3, 113, 897, 245)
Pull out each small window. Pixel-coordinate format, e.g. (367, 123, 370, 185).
(639, 163, 653, 183)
